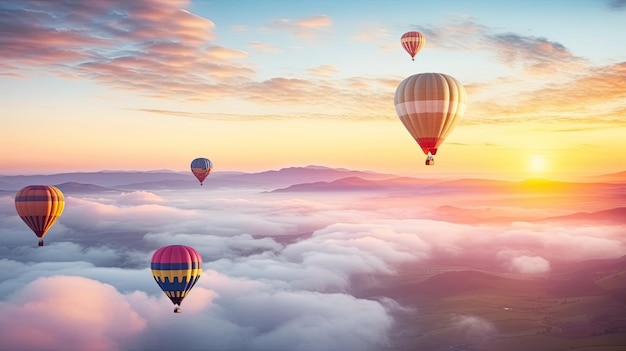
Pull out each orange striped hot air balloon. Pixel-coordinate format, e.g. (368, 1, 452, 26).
(401, 31, 425, 61)
(14, 185, 65, 246)
(394, 73, 467, 166)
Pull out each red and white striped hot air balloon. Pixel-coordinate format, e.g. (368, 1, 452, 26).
(400, 31, 425, 61)
(394, 73, 467, 166)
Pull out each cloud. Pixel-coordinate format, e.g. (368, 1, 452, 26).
(404, 19, 625, 130)
(116, 191, 165, 206)
(417, 18, 583, 74)
(414, 18, 488, 52)
(487, 33, 584, 74)
(265, 15, 333, 40)
(2, 2, 624, 127)
(609, 0, 626, 10)
(450, 314, 497, 343)
(507, 255, 551, 274)
(465, 61, 626, 128)
(1, 177, 626, 350)
(307, 64, 338, 77)
(0, 271, 395, 351)
(0, 275, 146, 351)
(0, 0, 256, 101)
(351, 21, 393, 43)
(249, 41, 282, 54)
(205, 45, 249, 60)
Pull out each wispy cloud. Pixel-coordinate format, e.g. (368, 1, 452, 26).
(307, 64, 338, 77)
(415, 19, 487, 51)
(265, 15, 333, 40)
(469, 62, 626, 127)
(417, 18, 584, 75)
(1, 3, 624, 127)
(351, 21, 393, 43)
(608, 0, 626, 10)
(249, 41, 282, 54)
(0, 0, 252, 100)
(486, 33, 585, 75)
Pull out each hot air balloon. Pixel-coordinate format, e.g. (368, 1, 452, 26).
(151, 245, 202, 313)
(15, 185, 65, 246)
(401, 31, 425, 61)
(394, 73, 467, 165)
(190, 157, 213, 185)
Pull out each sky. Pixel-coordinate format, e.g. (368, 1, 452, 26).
(1, 0, 626, 179)
(1, 2, 626, 349)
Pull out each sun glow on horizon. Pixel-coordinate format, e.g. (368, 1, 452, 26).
(529, 154, 547, 174)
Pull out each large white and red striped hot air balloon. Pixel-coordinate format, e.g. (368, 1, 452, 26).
(401, 31, 425, 61)
(394, 73, 467, 166)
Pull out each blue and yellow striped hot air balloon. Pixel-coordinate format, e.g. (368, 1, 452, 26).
(190, 157, 213, 186)
(151, 245, 202, 313)
(15, 185, 65, 246)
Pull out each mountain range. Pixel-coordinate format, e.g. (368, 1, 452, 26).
(2, 165, 624, 227)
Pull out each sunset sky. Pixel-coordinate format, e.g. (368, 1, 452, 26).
(1, 0, 625, 179)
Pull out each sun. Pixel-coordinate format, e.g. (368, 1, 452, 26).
(529, 154, 547, 174)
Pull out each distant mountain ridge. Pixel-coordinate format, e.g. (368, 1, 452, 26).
(586, 171, 626, 183)
(538, 207, 626, 224)
(269, 175, 626, 195)
(1, 166, 624, 194)
(269, 176, 441, 193)
(55, 182, 120, 194)
(0, 165, 395, 192)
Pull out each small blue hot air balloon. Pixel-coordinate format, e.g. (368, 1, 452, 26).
(190, 158, 213, 185)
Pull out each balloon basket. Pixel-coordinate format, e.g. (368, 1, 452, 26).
(38, 240, 44, 247)
(174, 307, 181, 313)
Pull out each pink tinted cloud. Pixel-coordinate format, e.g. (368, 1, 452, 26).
(249, 41, 282, 53)
(508, 255, 551, 274)
(0, 0, 257, 101)
(267, 15, 333, 40)
(0, 275, 146, 351)
(307, 64, 338, 77)
(205, 46, 249, 60)
(466, 61, 626, 127)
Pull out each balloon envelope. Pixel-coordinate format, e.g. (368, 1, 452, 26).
(15, 185, 65, 246)
(151, 245, 202, 313)
(394, 72, 466, 157)
(401, 31, 425, 61)
(190, 157, 213, 185)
